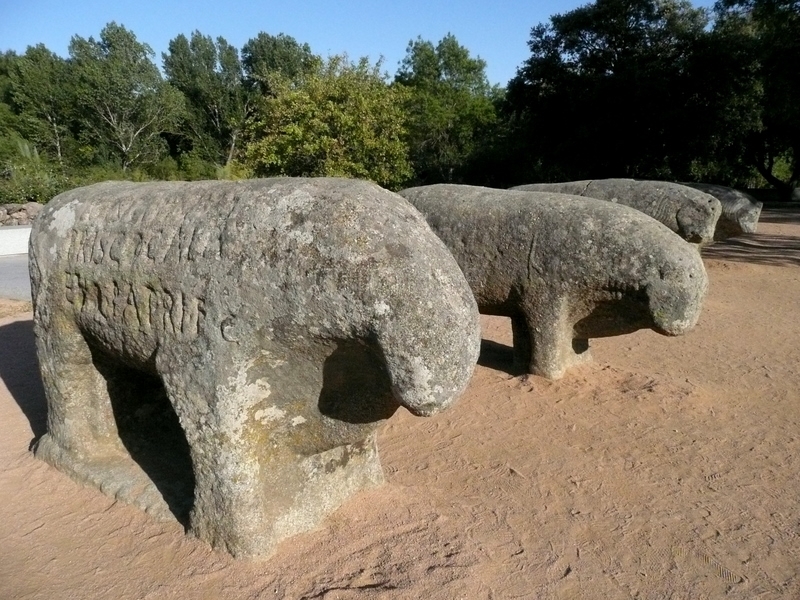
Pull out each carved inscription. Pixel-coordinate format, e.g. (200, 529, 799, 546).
(66, 272, 205, 341)
(64, 220, 214, 341)
(66, 223, 224, 273)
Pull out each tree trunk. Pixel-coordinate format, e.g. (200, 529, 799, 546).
(226, 130, 238, 167)
(753, 156, 795, 201)
(789, 141, 800, 201)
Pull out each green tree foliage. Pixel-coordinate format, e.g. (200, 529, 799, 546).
(0, 51, 17, 116)
(510, 0, 709, 180)
(241, 32, 316, 92)
(0, 51, 23, 157)
(395, 34, 499, 185)
(675, 20, 763, 186)
(0, 138, 71, 203)
(503, 0, 800, 193)
(0, 51, 71, 203)
(243, 55, 412, 189)
(69, 22, 185, 171)
(2, 13, 797, 203)
(163, 31, 252, 167)
(506, 0, 718, 183)
(9, 44, 74, 166)
(715, 0, 800, 198)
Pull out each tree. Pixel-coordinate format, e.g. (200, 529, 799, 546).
(0, 49, 71, 203)
(396, 34, 491, 95)
(678, 18, 763, 186)
(69, 22, 185, 171)
(715, 0, 800, 198)
(243, 55, 412, 190)
(395, 34, 499, 185)
(0, 51, 17, 111)
(163, 31, 252, 167)
(0, 51, 23, 154)
(9, 44, 74, 166)
(241, 32, 316, 92)
(505, 0, 717, 183)
(0, 137, 71, 204)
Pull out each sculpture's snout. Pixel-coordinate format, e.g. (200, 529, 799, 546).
(676, 198, 721, 245)
(381, 312, 481, 416)
(648, 251, 708, 336)
(374, 270, 481, 418)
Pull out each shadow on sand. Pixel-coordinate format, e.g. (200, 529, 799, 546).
(703, 232, 800, 268)
(0, 317, 194, 526)
(0, 318, 47, 444)
(478, 339, 524, 377)
(703, 206, 800, 268)
(757, 203, 800, 224)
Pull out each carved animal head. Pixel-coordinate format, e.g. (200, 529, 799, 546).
(302, 183, 482, 421)
(681, 182, 762, 240)
(675, 194, 722, 245)
(646, 245, 708, 336)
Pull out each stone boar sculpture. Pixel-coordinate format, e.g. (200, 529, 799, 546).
(512, 179, 722, 245)
(29, 178, 481, 558)
(399, 184, 708, 379)
(681, 182, 762, 241)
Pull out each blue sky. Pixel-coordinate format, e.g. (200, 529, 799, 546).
(1, 0, 714, 87)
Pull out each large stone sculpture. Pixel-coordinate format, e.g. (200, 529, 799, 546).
(681, 182, 762, 241)
(399, 184, 708, 379)
(511, 179, 721, 245)
(29, 178, 481, 558)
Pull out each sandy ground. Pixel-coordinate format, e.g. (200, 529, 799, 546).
(1, 207, 799, 599)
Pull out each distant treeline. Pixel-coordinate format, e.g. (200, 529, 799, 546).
(1, 0, 797, 203)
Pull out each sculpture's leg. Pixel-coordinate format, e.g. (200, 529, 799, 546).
(34, 317, 126, 467)
(523, 300, 577, 380)
(31, 316, 177, 510)
(162, 371, 384, 558)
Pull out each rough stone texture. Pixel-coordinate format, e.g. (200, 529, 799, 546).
(511, 179, 722, 245)
(681, 183, 762, 240)
(29, 177, 481, 558)
(0, 202, 43, 226)
(399, 184, 708, 380)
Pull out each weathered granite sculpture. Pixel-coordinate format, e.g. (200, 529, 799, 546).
(399, 184, 708, 379)
(681, 182, 762, 241)
(29, 178, 481, 558)
(511, 179, 722, 245)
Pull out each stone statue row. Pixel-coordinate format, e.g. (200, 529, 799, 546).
(510, 178, 762, 243)
(27, 176, 761, 558)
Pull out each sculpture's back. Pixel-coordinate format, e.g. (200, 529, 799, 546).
(512, 179, 722, 245)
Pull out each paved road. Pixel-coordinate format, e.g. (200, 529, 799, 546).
(0, 254, 31, 301)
